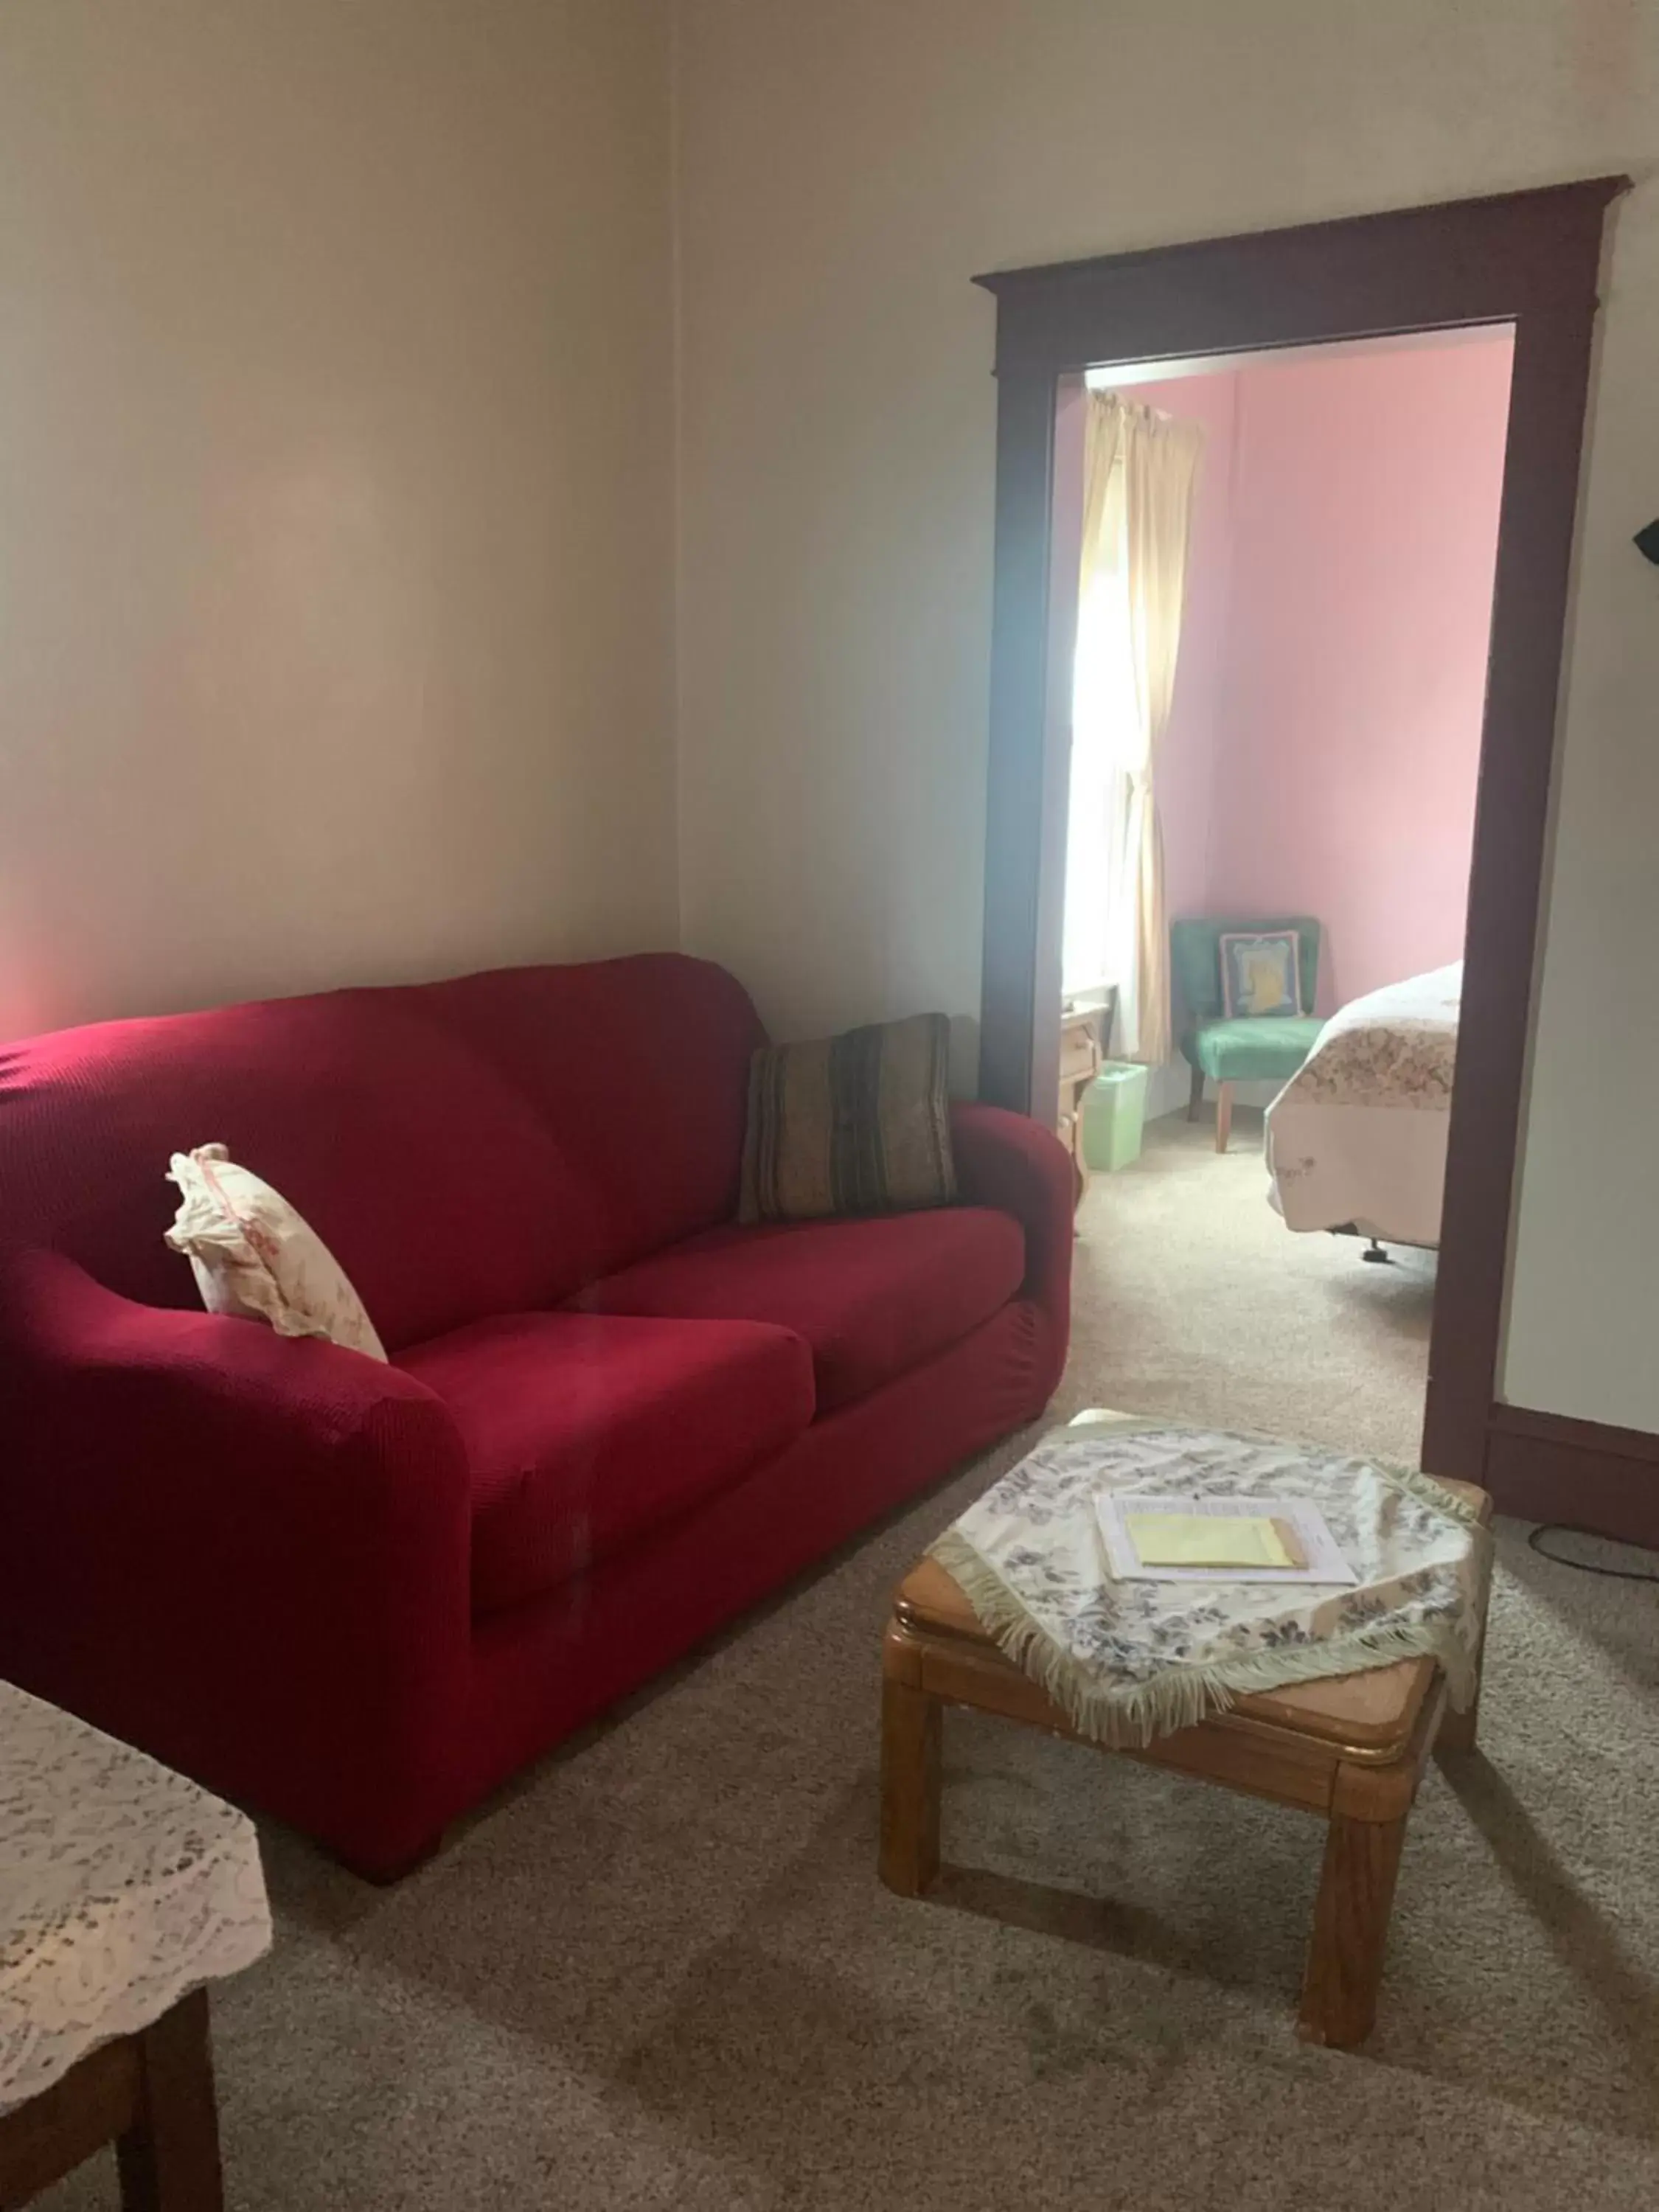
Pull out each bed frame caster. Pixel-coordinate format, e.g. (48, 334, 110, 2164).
(1362, 1239, 1391, 1265)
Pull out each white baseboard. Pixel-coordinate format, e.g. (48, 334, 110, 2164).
(1143, 1060, 1192, 1121)
(1144, 1060, 1280, 1121)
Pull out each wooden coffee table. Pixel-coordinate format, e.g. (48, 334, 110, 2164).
(880, 1475, 1491, 2049)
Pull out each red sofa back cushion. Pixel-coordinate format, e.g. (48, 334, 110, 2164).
(0, 955, 764, 1352)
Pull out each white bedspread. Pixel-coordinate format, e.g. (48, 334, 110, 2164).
(1265, 963, 1461, 1248)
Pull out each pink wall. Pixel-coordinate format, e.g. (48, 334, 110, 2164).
(1115, 330, 1513, 1017)
(1210, 337, 1513, 1009)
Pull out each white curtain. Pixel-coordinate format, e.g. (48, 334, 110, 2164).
(1062, 392, 1203, 1065)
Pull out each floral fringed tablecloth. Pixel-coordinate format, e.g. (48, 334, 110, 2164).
(929, 1416, 1488, 1749)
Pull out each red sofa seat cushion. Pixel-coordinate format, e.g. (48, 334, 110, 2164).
(397, 1314, 815, 1616)
(579, 1207, 1026, 1413)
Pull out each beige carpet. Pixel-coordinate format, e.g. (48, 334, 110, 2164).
(42, 1116, 1659, 2211)
(1069, 1110, 1436, 1462)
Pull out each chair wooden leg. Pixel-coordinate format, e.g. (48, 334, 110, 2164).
(1214, 1082, 1234, 1152)
(115, 1988, 225, 2211)
(879, 1660, 942, 1897)
(1186, 1064, 1205, 1122)
(1297, 1808, 1408, 2049)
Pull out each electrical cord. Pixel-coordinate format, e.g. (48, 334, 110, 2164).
(1526, 1523, 1659, 1583)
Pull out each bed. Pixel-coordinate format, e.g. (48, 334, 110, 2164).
(1265, 962, 1461, 1250)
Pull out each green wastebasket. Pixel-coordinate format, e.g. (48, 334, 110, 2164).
(1082, 1060, 1147, 1172)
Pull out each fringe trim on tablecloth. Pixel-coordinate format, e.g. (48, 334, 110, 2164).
(930, 1458, 1486, 1751)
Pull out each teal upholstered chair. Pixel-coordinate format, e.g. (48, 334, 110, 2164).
(1170, 916, 1324, 1152)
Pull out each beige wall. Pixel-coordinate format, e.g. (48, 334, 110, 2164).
(2, 1, 1655, 1432)
(673, 0, 1659, 1431)
(0, 0, 675, 1037)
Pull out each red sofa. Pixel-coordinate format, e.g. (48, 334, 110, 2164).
(0, 955, 1071, 1877)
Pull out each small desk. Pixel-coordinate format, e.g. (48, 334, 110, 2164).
(1057, 998, 1113, 1207)
(0, 1684, 271, 2210)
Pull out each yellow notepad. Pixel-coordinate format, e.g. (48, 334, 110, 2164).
(1124, 1512, 1304, 1571)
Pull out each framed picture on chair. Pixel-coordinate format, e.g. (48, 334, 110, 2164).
(1219, 930, 1303, 1019)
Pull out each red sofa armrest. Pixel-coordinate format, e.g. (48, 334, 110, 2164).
(950, 1101, 1073, 1357)
(0, 1247, 472, 1875)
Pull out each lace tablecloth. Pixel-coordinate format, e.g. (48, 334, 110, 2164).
(0, 1682, 271, 2112)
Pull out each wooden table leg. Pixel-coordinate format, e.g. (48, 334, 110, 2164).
(1437, 1558, 1491, 1758)
(1436, 1667, 1483, 1756)
(114, 1989, 225, 2212)
(880, 1650, 942, 1897)
(1298, 1806, 1408, 2048)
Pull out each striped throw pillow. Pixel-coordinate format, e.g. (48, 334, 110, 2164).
(739, 1013, 956, 1224)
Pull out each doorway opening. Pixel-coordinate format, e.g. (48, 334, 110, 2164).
(973, 180, 1626, 1496)
(1054, 326, 1514, 1467)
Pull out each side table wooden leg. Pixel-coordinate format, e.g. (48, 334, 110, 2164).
(1298, 1808, 1408, 2049)
(115, 1988, 225, 2212)
(879, 1665, 942, 1897)
(1438, 1562, 1491, 1759)
(1436, 1669, 1483, 1757)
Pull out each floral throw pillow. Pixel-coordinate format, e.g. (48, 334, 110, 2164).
(165, 1144, 388, 1360)
(1219, 930, 1302, 1019)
